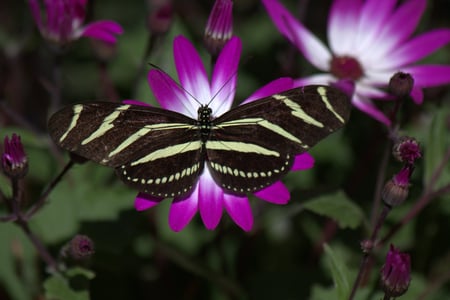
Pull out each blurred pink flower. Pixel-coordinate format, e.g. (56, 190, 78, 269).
(29, 0, 123, 45)
(263, 0, 450, 125)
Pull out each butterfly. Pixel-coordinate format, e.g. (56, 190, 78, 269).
(48, 85, 351, 198)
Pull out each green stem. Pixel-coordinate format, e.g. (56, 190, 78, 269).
(25, 159, 74, 220)
(348, 205, 391, 300)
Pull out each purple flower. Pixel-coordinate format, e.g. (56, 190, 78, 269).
(393, 136, 421, 164)
(134, 35, 315, 232)
(29, 0, 123, 45)
(1, 134, 28, 179)
(262, 0, 450, 125)
(381, 245, 411, 297)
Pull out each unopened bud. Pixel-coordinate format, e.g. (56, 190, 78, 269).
(381, 245, 411, 298)
(61, 235, 95, 260)
(389, 72, 414, 98)
(204, 0, 233, 57)
(1, 134, 28, 179)
(382, 165, 413, 207)
(147, 1, 173, 35)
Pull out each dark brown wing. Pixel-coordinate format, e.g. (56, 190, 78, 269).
(48, 102, 203, 198)
(206, 85, 351, 194)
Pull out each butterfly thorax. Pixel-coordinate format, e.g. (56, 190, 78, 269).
(197, 105, 213, 143)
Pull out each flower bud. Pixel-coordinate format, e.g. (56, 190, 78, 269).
(380, 245, 411, 298)
(382, 165, 413, 207)
(393, 136, 421, 164)
(1, 134, 28, 179)
(389, 72, 414, 98)
(61, 235, 95, 260)
(147, 0, 173, 35)
(204, 0, 233, 57)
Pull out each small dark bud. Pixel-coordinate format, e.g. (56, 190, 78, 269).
(147, 1, 173, 35)
(1, 134, 28, 179)
(389, 72, 414, 97)
(393, 136, 421, 164)
(382, 165, 413, 207)
(90, 39, 118, 62)
(381, 245, 411, 298)
(204, 0, 233, 57)
(360, 239, 373, 254)
(62, 235, 95, 260)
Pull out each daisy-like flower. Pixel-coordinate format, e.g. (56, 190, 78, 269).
(134, 35, 315, 232)
(262, 0, 450, 125)
(29, 0, 123, 45)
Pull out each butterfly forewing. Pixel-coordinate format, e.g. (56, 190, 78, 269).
(206, 85, 351, 193)
(49, 102, 204, 197)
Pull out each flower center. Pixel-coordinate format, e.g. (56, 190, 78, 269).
(330, 56, 364, 80)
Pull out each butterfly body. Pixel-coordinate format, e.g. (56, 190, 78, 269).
(48, 85, 351, 198)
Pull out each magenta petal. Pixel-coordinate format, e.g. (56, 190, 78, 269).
(198, 170, 224, 230)
(134, 193, 163, 211)
(389, 29, 450, 68)
(173, 35, 211, 105)
(410, 86, 424, 104)
(402, 65, 450, 87)
(210, 37, 241, 115)
(292, 153, 315, 171)
(353, 94, 391, 125)
(169, 192, 199, 232)
(223, 194, 253, 231)
(375, 0, 426, 52)
(254, 181, 290, 205)
(242, 77, 294, 104)
(148, 69, 195, 116)
(328, 0, 362, 53)
(262, 0, 331, 71)
(29, 0, 43, 30)
(357, 0, 396, 51)
(81, 20, 124, 44)
(122, 99, 151, 106)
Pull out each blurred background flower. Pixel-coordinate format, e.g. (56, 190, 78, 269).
(263, 0, 450, 125)
(29, 0, 123, 45)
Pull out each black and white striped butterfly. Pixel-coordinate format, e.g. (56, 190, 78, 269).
(48, 83, 350, 199)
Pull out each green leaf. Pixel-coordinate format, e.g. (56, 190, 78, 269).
(0, 223, 38, 300)
(424, 106, 450, 191)
(323, 244, 351, 300)
(44, 267, 94, 300)
(31, 163, 134, 243)
(302, 190, 366, 229)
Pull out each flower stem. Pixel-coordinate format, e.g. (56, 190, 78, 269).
(132, 33, 161, 98)
(380, 182, 450, 245)
(369, 140, 391, 227)
(15, 217, 59, 272)
(379, 146, 450, 245)
(25, 159, 74, 219)
(348, 204, 391, 300)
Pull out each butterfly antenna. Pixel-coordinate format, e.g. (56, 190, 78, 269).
(206, 69, 239, 114)
(148, 63, 203, 109)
